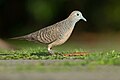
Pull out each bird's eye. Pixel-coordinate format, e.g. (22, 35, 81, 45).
(76, 13, 79, 16)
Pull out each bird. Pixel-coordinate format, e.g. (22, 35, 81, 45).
(12, 10, 87, 54)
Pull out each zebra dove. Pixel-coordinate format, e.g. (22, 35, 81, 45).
(13, 10, 87, 54)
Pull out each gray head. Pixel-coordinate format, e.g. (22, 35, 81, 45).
(68, 11, 87, 23)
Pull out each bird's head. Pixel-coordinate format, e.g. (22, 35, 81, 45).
(68, 11, 87, 23)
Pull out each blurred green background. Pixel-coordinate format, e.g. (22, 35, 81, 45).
(0, 0, 120, 38)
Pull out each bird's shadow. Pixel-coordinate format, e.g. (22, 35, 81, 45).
(30, 52, 63, 56)
(30, 52, 51, 56)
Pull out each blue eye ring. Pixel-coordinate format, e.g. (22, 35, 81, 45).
(77, 13, 79, 16)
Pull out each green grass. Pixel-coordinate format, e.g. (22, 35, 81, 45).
(0, 39, 120, 66)
(0, 40, 120, 73)
(1, 38, 120, 80)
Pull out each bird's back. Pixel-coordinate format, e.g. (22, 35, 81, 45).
(18, 21, 65, 43)
(12, 19, 73, 44)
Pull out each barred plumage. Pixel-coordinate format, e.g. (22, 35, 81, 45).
(12, 10, 87, 54)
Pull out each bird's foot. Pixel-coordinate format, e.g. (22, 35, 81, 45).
(48, 50, 55, 55)
(48, 48, 63, 55)
(48, 47, 56, 55)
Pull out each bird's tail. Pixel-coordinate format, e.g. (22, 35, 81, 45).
(11, 34, 34, 42)
(11, 35, 27, 40)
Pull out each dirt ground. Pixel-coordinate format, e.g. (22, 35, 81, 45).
(0, 60, 120, 80)
(0, 71, 120, 80)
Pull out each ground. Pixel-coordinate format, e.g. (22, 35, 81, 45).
(0, 60, 120, 80)
(0, 33, 120, 80)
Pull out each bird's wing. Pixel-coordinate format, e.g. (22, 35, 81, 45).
(36, 24, 60, 43)
(11, 21, 65, 44)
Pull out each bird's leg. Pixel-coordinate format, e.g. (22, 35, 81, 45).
(48, 44, 54, 55)
(48, 39, 64, 55)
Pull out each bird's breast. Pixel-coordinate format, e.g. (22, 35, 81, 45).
(57, 27, 74, 45)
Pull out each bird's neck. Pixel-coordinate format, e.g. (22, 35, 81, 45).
(65, 18, 76, 28)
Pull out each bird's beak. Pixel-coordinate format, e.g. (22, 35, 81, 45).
(82, 16, 87, 22)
